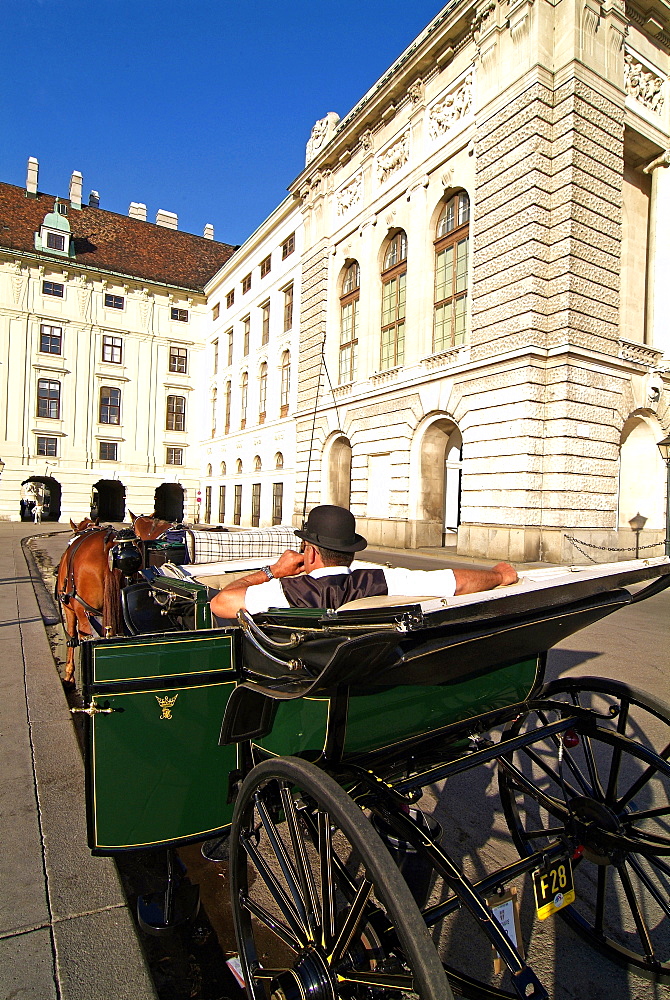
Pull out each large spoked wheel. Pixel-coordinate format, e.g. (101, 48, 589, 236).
(230, 756, 453, 999)
(499, 677, 670, 982)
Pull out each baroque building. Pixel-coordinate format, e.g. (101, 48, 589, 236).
(287, 0, 670, 562)
(0, 160, 235, 522)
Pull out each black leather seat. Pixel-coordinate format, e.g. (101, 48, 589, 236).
(121, 582, 185, 636)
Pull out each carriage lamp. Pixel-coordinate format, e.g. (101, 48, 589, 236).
(657, 434, 670, 557)
(628, 512, 647, 559)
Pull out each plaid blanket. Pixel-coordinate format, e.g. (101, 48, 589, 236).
(185, 525, 299, 564)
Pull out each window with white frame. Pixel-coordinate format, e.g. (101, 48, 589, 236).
(40, 323, 62, 355)
(37, 379, 60, 419)
(339, 262, 359, 383)
(380, 232, 407, 370)
(166, 395, 186, 431)
(166, 447, 183, 465)
(433, 191, 470, 352)
(102, 334, 122, 364)
(99, 386, 121, 424)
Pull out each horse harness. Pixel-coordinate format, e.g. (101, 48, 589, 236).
(58, 526, 142, 626)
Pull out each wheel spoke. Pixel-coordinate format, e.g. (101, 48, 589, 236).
(617, 739, 670, 812)
(330, 877, 373, 962)
(242, 830, 308, 945)
(627, 804, 670, 822)
(605, 697, 630, 803)
(617, 860, 656, 963)
(519, 826, 567, 840)
(254, 791, 312, 936)
(280, 785, 320, 928)
(499, 756, 571, 820)
(318, 810, 336, 951)
(647, 854, 670, 878)
(627, 855, 670, 919)
(337, 969, 416, 990)
(242, 894, 301, 952)
(521, 746, 585, 799)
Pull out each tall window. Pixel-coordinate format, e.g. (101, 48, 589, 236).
(380, 232, 407, 370)
(99, 386, 121, 424)
(280, 351, 290, 416)
(224, 381, 232, 434)
(240, 372, 248, 429)
(226, 289, 235, 309)
(282, 233, 295, 259)
(243, 316, 250, 356)
(251, 483, 261, 527)
(40, 324, 62, 355)
(260, 255, 271, 277)
(339, 262, 359, 383)
(261, 301, 270, 345)
(102, 334, 122, 364)
(37, 379, 60, 419)
(204, 486, 212, 523)
(283, 283, 293, 331)
(258, 363, 267, 423)
(272, 482, 283, 525)
(227, 328, 234, 365)
(212, 303, 220, 321)
(234, 484, 242, 525)
(242, 273, 252, 294)
(213, 339, 219, 374)
(169, 346, 188, 373)
(166, 395, 186, 431)
(211, 388, 217, 437)
(218, 485, 226, 522)
(433, 191, 470, 352)
(275, 452, 284, 469)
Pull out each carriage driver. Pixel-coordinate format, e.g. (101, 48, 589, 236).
(209, 504, 518, 619)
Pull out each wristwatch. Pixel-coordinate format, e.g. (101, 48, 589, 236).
(260, 565, 274, 580)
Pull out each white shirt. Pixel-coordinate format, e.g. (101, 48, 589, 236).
(243, 561, 457, 616)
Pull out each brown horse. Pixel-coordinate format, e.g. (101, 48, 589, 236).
(55, 523, 139, 685)
(129, 511, 174, 541)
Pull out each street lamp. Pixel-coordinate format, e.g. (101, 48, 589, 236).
(628, 512, 647, 559)
(657, 434, 670, 557)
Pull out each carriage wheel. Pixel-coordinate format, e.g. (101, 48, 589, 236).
(498, 676, 670, 982)
(230, 756, 453, 999)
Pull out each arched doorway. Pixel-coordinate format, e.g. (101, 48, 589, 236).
(325, 435, 352, 508)
(20, 476, 61, 521)
(154, 483, 184, 522)
(92, 480, 126, 522)
(618, 416, 665, 528)
(413, 417, 462, 546)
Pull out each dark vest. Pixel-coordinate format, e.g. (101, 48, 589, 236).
(280, 569, 388, 609)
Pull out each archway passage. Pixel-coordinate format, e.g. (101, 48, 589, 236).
(20, 476, 61, 521)
(326, 436, 352, 509)
(154, 483, 184, 522)
(92, 480, 125, 522)
(618, 416, 665, 528)
(417, 419, 462, 545)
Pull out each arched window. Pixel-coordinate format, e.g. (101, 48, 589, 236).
(224, 381, 232, 434)
(240, 372, 248, 429)
(280, 351, 290, 416)
(211, 387, 217, 437)
(275, 452, 284, 469)
(339, 262, 359, 384)
(220, 461, 226, 475)
(380, 231, 407, 370)
(99, 386, 121, 424)
(206, 463, 212, 477)
(434, 191, 470, 352)
(258, 362, 267, 423)
(254, 455, 262, 471)
(236, 458, 243, 474)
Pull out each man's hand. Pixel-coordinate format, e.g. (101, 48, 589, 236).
(453, 562, 518, 595)
(270, 549, 304, 579)
(492, 562, 518, 587)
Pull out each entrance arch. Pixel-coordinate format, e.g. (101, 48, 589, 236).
(92, 480, 126, 522)
(411, 416, 462, 545)
(618, 415, 665, 528)
(154, 483, 184, 522)
(324, 435, 352, 508)
(20, 476, 61, 521)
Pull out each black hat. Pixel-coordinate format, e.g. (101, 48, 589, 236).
(295, 505, 367, 553)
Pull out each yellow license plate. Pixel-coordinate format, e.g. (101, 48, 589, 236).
(532, 856, 575, 920)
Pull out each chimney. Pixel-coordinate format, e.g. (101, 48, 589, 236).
(88, 190, 100, 208)
(26, 156, 39, 198)
(155, 209, 178, 229)
(69, 170, 83, 210)
(203, 223, 214, 240)
(129, 202, 147, 222)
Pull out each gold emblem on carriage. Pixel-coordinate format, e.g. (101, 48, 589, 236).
(156, 694, 178, 720)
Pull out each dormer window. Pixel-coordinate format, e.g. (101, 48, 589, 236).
(35, 199, 73, 258)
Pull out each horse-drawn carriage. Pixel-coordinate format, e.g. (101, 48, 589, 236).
(62, 519, 670, 998)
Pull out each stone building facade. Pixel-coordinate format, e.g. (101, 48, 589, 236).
(288, 0, 670, 562)
(0, 162, 235, 522)
(201, 198, 302, 529)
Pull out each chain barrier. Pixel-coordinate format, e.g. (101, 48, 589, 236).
(564, 534, 667, 564)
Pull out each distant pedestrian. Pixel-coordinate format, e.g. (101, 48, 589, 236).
(32, 498, 43, 523)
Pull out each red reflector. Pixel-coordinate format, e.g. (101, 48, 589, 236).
(563, 729, 580, 748)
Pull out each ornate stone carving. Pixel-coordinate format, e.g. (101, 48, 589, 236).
(472, 1, 496, 34)
(306, 112, 341, 165)
(408, 79, 424, 104)
(138, 288, 153, 329)
(428, 73, 474, 141)
(337, 173, 362, 216)
(624, 51, 665, 114)
(377, 133, 409, 184)
(74, 273, 93, 320)
(618, 339, 663, 366)
(360, 129, 373, 152)
(9, 262, 28, 306)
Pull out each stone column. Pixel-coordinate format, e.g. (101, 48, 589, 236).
(644, 151, 670, 358)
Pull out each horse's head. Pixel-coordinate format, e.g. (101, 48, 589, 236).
(70, 517, 100, 534)
(131, 512, 173, 540)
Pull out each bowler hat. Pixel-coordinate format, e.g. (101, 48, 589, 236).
(295, 505, 367, 553)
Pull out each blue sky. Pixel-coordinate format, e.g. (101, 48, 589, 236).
(2, 0, 444, 246)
